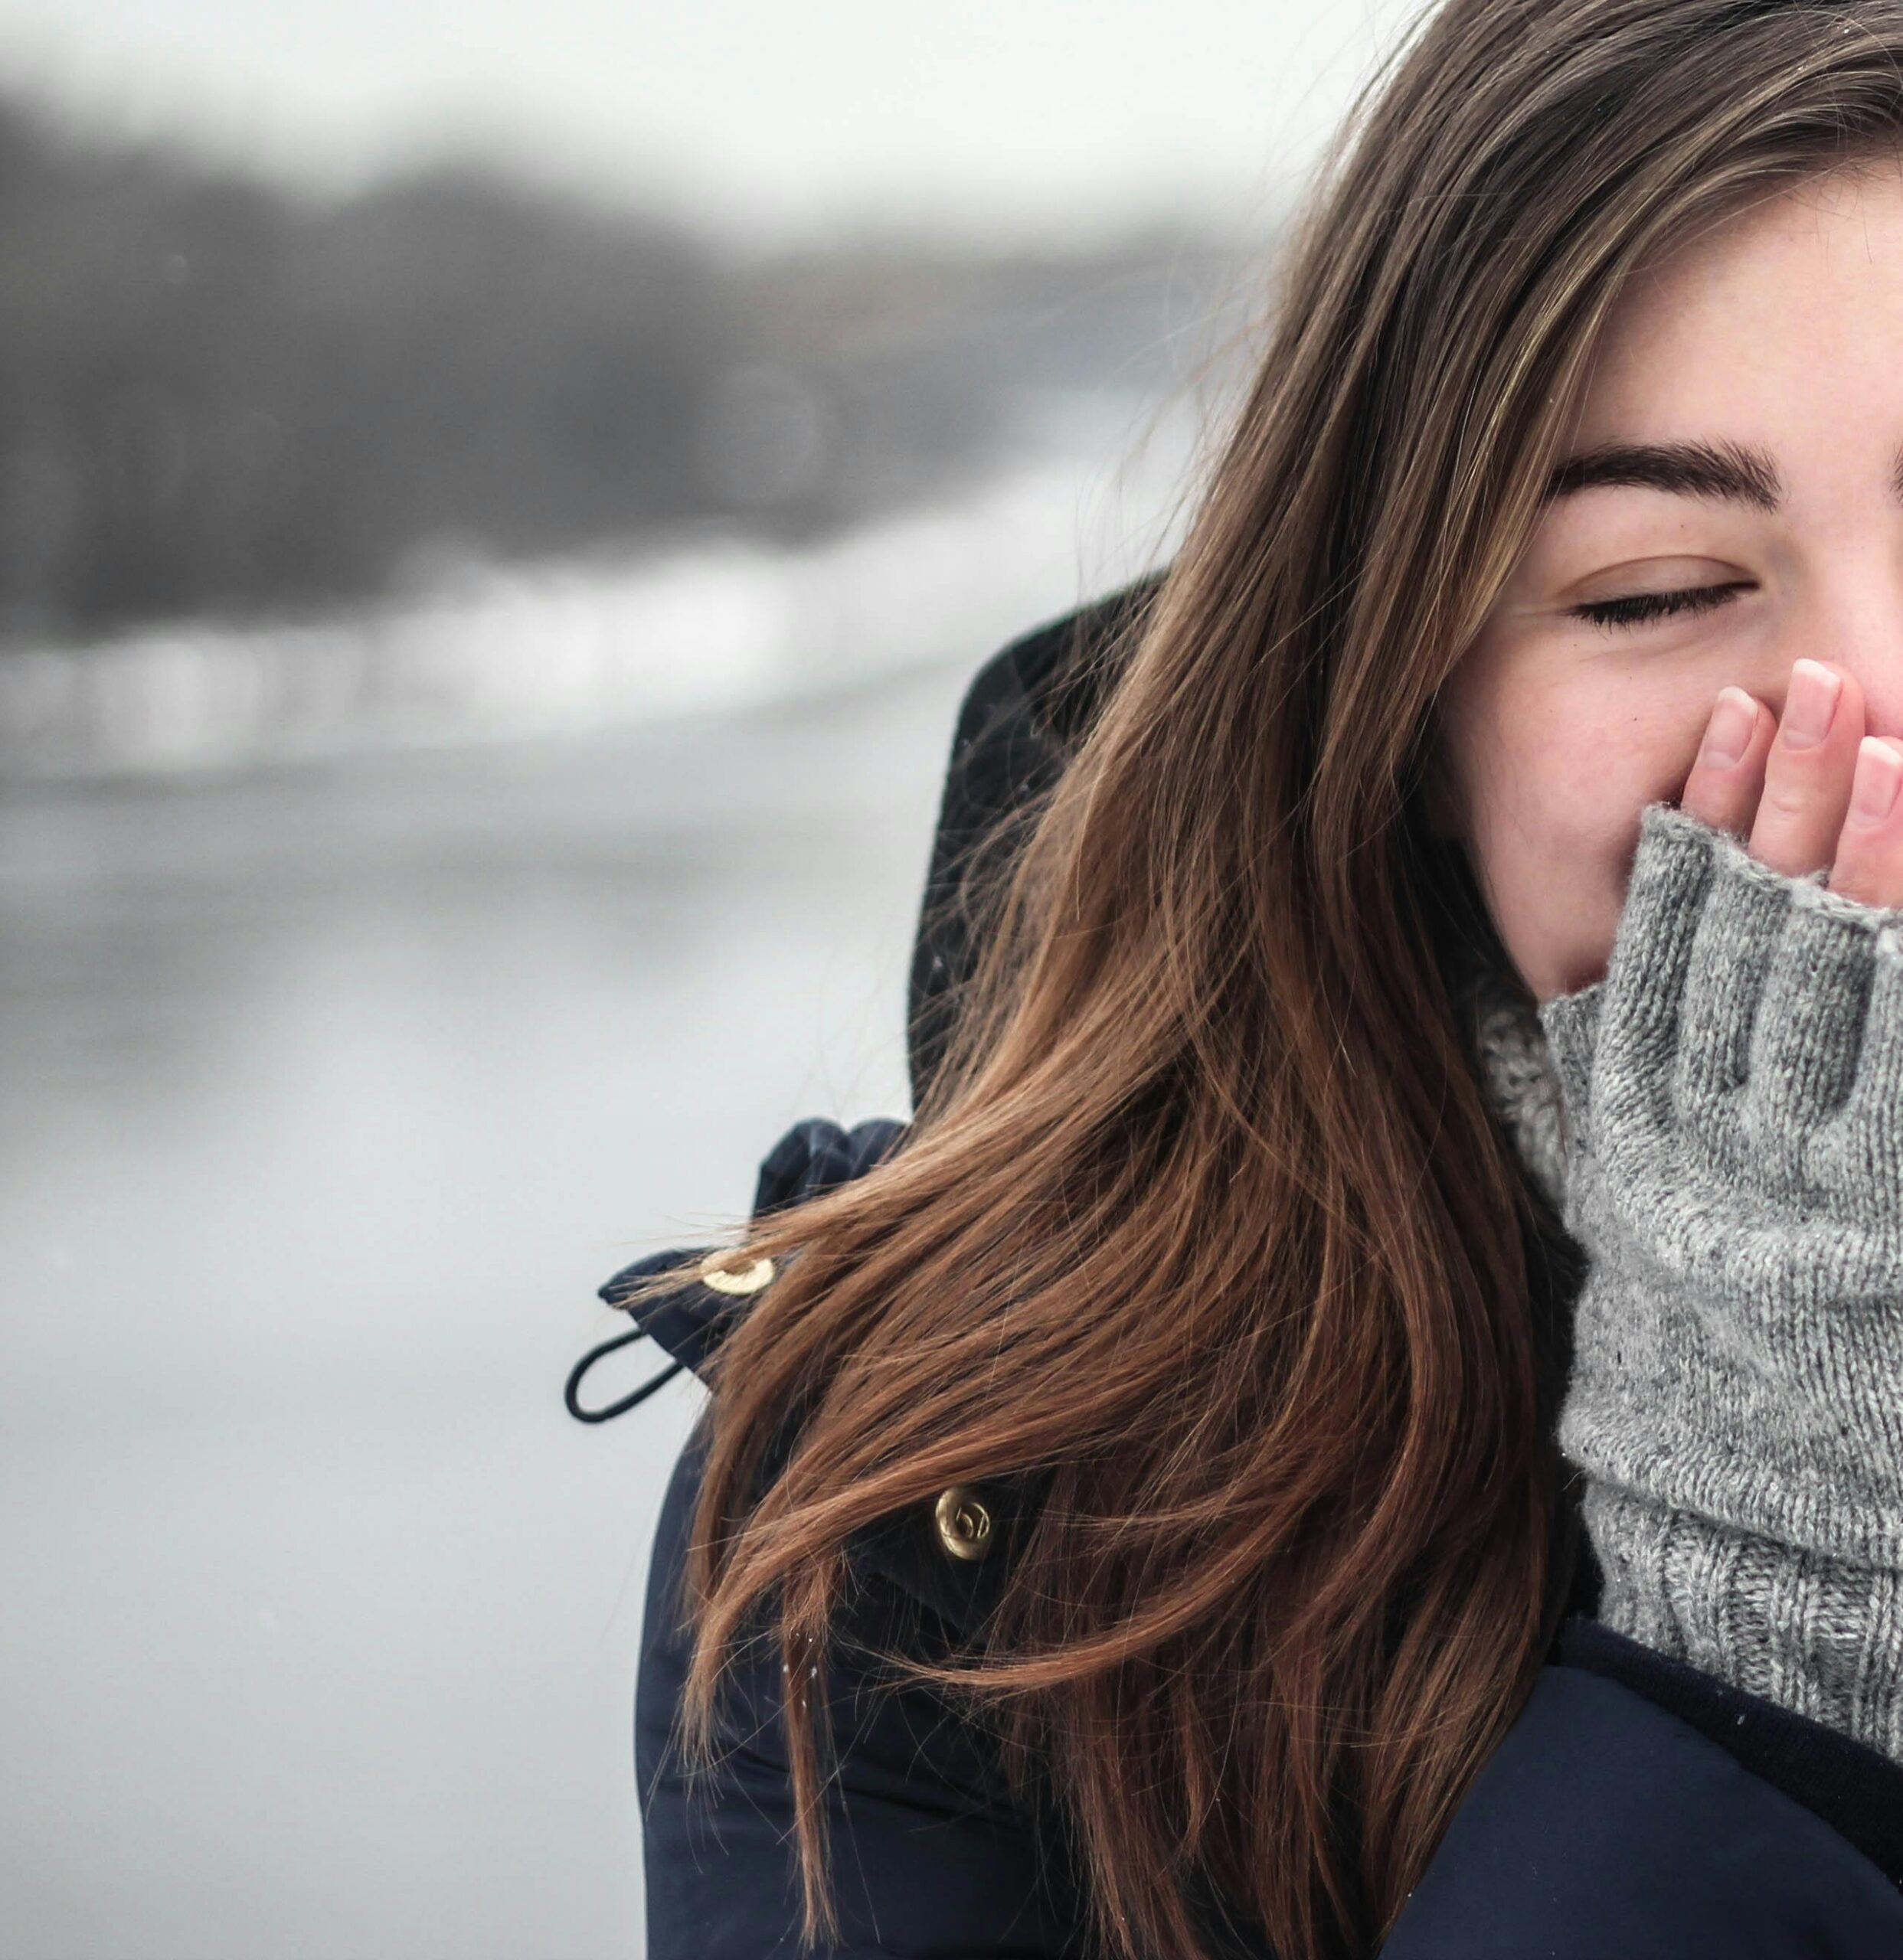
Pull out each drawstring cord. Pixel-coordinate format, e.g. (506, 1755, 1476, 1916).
(564, 1328, 687, 1424)
(565, 1116, 911, 1426)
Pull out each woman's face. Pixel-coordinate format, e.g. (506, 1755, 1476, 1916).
(1437, 160, 1903, 1003)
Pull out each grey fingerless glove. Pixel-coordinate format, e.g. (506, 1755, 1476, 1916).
(1539, 799, 1903, 1762)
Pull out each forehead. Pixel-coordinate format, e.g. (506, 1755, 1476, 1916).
(1571, 161, 1903, 446)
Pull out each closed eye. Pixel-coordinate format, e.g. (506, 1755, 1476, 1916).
(1569, 581, 1753, 630)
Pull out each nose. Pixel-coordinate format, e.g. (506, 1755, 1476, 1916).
(1785, 593, 1903, 742)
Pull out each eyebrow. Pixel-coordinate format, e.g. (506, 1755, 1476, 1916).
(1542, 438, 1785, 511)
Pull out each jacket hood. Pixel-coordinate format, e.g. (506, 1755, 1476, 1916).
(904, 569, 1571, 1217)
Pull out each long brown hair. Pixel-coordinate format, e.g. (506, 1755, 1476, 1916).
(621, 5, 1903, 1954)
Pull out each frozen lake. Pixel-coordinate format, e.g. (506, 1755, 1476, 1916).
(0, 384, 1198, 1955)
(0, 647, 1008, 1958)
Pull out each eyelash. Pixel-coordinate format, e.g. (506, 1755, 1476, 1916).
(1570, 581, 1752, 630)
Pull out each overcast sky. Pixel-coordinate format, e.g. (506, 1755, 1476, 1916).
(0, 0, 1427, 247)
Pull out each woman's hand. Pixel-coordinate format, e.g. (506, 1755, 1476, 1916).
(1679, 657, 1903, 908)
(1537, 680, 1903, 1742)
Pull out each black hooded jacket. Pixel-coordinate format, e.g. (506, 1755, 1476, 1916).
(569, 584, 1903, 1958)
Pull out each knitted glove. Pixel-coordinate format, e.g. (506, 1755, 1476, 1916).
(1538, 799, 1903, 1762)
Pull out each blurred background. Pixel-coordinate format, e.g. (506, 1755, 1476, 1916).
(0, 3, 1418, 1954)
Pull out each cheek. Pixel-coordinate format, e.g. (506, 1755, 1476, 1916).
(1456, 677, 1696, 1001)
(1471, 802, 1627, 1001)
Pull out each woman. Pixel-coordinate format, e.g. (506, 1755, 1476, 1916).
(571, 2, 1903, 1952)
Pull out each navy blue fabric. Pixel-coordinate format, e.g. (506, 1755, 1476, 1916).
(636, 1426, 1094, 1960)
(754, 1116, 910, 1220)
(1381, 1663, 1903, 1957)
(1558, 1617, 1903, 1883)
(905, 576, 1159, 1112)
(588, 1118, 911, 1387)
(628, 1107, 1097, 1958)
(596, 1246, 735, 1378)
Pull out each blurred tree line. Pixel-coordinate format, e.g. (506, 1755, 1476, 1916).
(0, 94, 1251, 642)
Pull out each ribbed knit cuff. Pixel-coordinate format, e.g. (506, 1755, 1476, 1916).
(1536, 801, 1903, 1762)
(1583, 1479, 1903, 1759)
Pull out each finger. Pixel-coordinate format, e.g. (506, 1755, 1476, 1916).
(1749, 658, 1865, 878)
(1827, 736, 1903, 910)
(1744, 888, 1876, 1164)
(1679, 686, 1773, 836)
(1673, 814, 1791, 1141)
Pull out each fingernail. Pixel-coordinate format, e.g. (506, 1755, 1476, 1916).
(1850, 737, 1902, 825)
(1782, 659, 1842, 748)
(1699, 688, 1758, 769)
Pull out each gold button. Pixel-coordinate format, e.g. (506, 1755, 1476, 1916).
(934, 1485, 994, 1563)
(698, 1253, 777, 1295)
